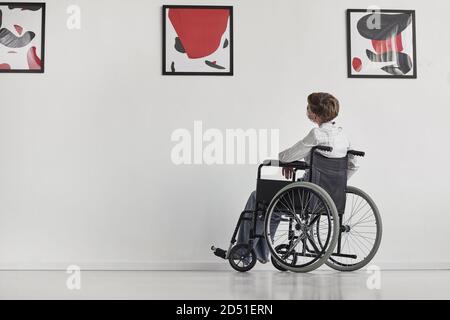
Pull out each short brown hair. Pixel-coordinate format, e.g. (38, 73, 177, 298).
(307, 92, 340, 123)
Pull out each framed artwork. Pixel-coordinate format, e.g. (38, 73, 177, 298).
(162, 5, 233, 76)
(0, 2, 45, 73)
(347, 9, 416, 78)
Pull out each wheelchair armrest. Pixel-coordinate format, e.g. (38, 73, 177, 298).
(348, 150, 365, 157)
(258, 160, 308, 180)
(279, 161, 309, 169)
(261, 159, 309, 169)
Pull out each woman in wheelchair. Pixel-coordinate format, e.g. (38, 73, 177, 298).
(212, 93, 382, 272)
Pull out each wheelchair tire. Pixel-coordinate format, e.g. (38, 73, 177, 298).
(264, 182, 339, 273)
(271, 256, 287, 272)
(325, 186, 382, 272)
(228, 244, 257, 272)
(271, 244, 298, 272)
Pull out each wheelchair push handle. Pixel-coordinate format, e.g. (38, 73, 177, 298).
(348, 150, 365, 157)
(312, 145, 333, 153)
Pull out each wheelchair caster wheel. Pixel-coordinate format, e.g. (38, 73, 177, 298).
(228, 244, 256, 272)
(271, 244, 297, 272)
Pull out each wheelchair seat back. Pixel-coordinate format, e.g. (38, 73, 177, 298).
(255, 151, 348, 214)
(308, 152, 348, 214)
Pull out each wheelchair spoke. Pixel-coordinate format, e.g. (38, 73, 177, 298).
(273, 232, 288, 243)
(278, 198, 294, 216)
(352, 194, 365, 215)
(348, 232, 371, 256)
(347, 231, 369, 255)
(350, 229, 372, 250)
(351, 212, 375, 222)
(277, 199, 302, 226)
(297, 189, 305, 212)
(347, 198, 368, 224)
(277, 199, 297, 221)
(310, 196, 324, 216)
(302, 192, 314, 214)
(273, 231, 288, 238)
(349, 206, 372, 225)
(288, 190, 298, 214)
(287, 190, 296, 215)
(351, 229, 376, 243)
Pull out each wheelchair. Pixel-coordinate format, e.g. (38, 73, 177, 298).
(211, 146, 382, 272)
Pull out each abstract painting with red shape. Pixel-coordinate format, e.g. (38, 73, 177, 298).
(163, 5, 233, 75)
(0, 3, 45, 73)
(347, 9, 416, 78)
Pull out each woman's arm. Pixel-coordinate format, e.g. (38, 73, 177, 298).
(278, 129, 318, 163)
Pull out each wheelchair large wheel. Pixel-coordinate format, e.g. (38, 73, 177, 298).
(325, 186, 382, 272)
(264, 182, 339, 273)
(228, 244, 257, 272)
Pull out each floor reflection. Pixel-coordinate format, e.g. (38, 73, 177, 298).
(229, 270, 381, 300)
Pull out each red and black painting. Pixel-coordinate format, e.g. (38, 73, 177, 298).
(0, 2, 45, 73)
(347, 9, 416, 78)
(163, 5, 233, 75)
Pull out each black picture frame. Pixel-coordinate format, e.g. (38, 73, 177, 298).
(346, 9, 417, 79)
(0, 2, 46, 73)
(162, 5, 233, 76)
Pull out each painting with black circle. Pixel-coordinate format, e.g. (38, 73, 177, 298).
(0, 2, 45, 73)
(347, 9, 416, 78)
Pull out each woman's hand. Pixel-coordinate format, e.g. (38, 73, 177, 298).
(282, 167, 295, 180)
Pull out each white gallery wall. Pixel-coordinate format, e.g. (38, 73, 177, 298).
(0, 0, 450, 270)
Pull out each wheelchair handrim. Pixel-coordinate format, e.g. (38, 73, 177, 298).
(264, 182, 339, 272)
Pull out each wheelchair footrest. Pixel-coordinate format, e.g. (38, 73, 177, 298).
(211, 246, 227, 259)
(331, 253, 357, 259)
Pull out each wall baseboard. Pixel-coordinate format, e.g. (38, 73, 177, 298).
(1, 261, 450, 271)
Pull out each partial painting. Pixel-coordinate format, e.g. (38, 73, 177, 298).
(0, 2, 45, 73)
(163, 5, 233, 75)
(347, 9, 416, 78)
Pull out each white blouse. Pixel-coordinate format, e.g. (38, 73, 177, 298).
(278, 121, 359, 179)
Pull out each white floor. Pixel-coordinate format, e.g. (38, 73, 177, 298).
(1, 270, 449, 300)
